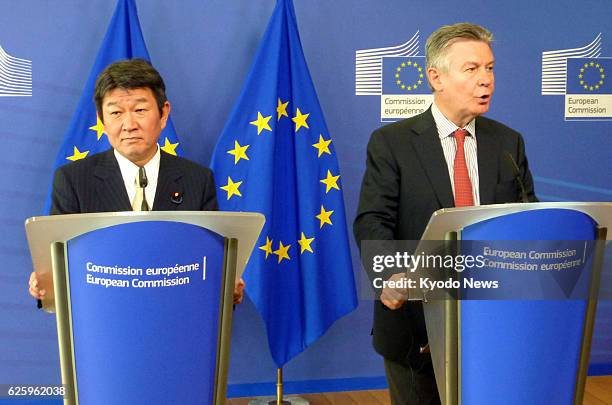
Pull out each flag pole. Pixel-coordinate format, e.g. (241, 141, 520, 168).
(276, 367, 283, 404)
(249, 367, 309, 404)
(265, 367, 307, 404)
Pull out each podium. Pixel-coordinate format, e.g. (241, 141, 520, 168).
(417, 202, 611, 405)
(25, 211, 264, 405)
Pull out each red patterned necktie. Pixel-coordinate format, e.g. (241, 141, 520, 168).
(453, 129, 474, 207)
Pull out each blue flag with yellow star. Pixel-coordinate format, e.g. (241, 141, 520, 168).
(382, 56, 429, 94)
(211, 0, 358, 367)
(566, 57, 611, 94)
(44, 0, 181, 213)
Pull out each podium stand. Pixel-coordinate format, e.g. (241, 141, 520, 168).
(25, 211, 264, 405)
(417, 202, 611, 405)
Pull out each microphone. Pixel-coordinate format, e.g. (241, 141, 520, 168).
(504, 152, 529, 203)
(138, 167, 148, 189)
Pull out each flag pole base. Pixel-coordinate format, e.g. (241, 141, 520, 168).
(248, 368, 310, 404)
(248, 397, 309, 405)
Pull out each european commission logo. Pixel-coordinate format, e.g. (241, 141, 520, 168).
(541, 34, 611, 121)
(0, 44, 32, 97)
(355, 31, 432, 122)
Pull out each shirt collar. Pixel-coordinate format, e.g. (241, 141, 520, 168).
(114, 146, 161, 186)
(431, 102, 477, 140)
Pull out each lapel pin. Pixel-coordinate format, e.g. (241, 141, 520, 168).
(170, 191, 183, 204)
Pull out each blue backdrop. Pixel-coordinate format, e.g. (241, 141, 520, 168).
(0, 0, 610, 397)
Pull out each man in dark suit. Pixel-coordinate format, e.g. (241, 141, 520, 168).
(50, 148, 217, 214)
(29, 59, 244, 303)
(354, 23, 537, 405)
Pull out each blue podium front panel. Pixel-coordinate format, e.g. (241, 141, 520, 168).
(65, 221, 225, 405)
(461, 209, 597, 405)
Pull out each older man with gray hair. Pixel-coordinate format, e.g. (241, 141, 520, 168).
(354, 23, 537, 404)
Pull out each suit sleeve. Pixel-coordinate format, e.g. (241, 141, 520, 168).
(201, 168, 219, 211)
(353, 129, 400, 248)
(50, 166, 80, 215)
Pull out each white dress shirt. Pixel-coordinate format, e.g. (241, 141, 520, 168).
(431, 102, 481, 205)
(114, 146, 161, 208)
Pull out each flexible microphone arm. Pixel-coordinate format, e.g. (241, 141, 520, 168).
(504, 152, 529, 203)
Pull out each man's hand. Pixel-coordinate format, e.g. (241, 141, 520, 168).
(28, 272, 46, 300)
(233, 278, 245, 304)
(380, 273, 408, 310)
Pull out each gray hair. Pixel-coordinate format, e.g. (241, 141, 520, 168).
(425, 23, 494, 73)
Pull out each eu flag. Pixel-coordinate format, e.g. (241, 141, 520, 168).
(382, 56, 429, 94)
(44, 0, 181, 213)
(566, 57, 612, 94)
(211, 0, 358, 367)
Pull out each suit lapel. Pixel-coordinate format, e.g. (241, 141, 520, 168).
(153, 152, 184, 210)
(410, 109, 455, 208)
(475, 118, 499, 205)
(94, 149, 132, 211)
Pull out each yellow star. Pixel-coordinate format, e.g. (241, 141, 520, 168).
(66, 146, 89, 161)
(407, 61, 412, 66)
(89, 116, 105, 140)
(277, 98, 289, 121)
(401, 62, 406, 67)
(316, 205, 334, 228)
(220, 176, 243, 200)
(590, 62, 594, 66)
(273, 241, 291, 263)
(320, 170, 340, 193)
(159, 137, 179, 155)
(312, 134, 332, 158)
(297, 232, 315, 254)
(259, 237, 273, 259)
(401, 85, 405, 89)
(414, 62, 419, 67)
(407, 86, 412, 91)
(396, 80, 401, 85)
(396, 67, 401, 72)
(395, 73, 400, 78)
(227, 140, 250, 164)
(292, 108, 310, 133)
(418, 67, 423, 72)
(250, 112, 272, 135)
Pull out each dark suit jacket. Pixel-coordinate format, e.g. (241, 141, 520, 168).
(353, 108, 536, 365)
(51, 149, 218, 214)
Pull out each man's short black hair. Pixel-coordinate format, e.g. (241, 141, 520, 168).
(94, 59, 167, 122)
